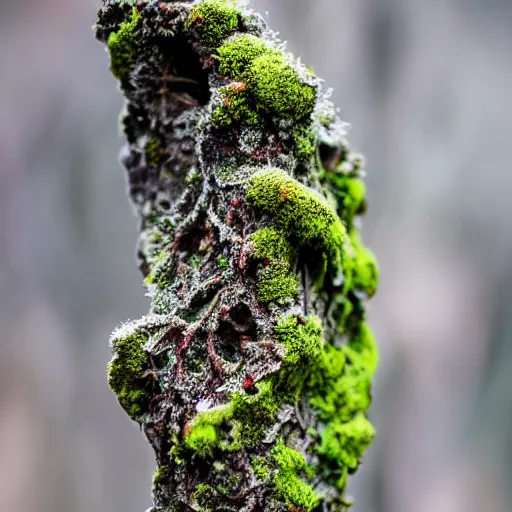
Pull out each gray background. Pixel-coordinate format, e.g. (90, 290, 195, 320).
(1, 0, 511, 511)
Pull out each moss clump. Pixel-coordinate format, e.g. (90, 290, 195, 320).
(194, 482, 216, 508)
(305, 320, 378, 491)
(247, 169, 346, 275)
(250, 227, 299, 304)
(212, 87, 259, 127)
(257, 260, 299, 303)
(213, 34, 316, 126)
(271, 441, 319, 510)
(216, 34, 273, 78)
(251, 456, 270, 481)
(292, 123, 317, 160)
(274, 315, 324, 400)
(107, 332, 151, 418)
(188, 0, 239, 48)
(107, 8, 140, 81)
(144, 250, 176, 290)
(231, 380, 280, 447)
(318, 413, 375, 474)
(247, 53, 316, 121)
(321, 171, 367, 229)
(348, 230, 379, 298)
(184, 405, 233, 457)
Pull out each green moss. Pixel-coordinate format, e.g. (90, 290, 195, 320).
(107, 8, 140, 81)
(212, 87, 259, 127)
(271, 441, 319, 510)
(257, 261, 299, 303)
(188, 0, 239, 48)
(246, 169, 346, 275)
(321, 171, 367, 228)
(292, 123, 316, 160)
(318, 413, 375, 471)
(251, 456, 270, 481)
(217, 255, 229, 268)
(187, 253, 203, 269)
(144, 250, 175, 289)
(247, 53, 316, 121)
(153, 465, 167, 485)
(346, 322, 379, 376)
(349, 230, 379, 298)
(107, 332, 150, 418)
(184, 404, 233, 457)
(213, 34, 315, 126)
(216, 34, 274, 78)
(274, 315, 323, 400)
(249, 227, 298, 304)
(250, 227, 295, 263)
(145, 137, 164, 167)
(193, 482, 212, 506)
(231, 380, 280, 447)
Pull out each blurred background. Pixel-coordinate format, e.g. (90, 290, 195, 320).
(1, 0, 511, 511)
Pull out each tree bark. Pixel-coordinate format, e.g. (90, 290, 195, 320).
(95, 1, 379, 510)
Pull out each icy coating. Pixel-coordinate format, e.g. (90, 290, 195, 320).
(95, 1, 379, 510)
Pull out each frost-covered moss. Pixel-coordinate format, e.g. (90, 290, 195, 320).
(187, 0, 239, 48)
(247, 53, 315, 121)
(247, 169, 346, 274)
(213, 34, 316, 127)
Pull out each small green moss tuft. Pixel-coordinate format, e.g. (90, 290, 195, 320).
(188, 0, 239, 48)
(257, 261, 299, 304)
(292, 123, 317, 160)
(107, 332, 150, 418)
(153, 465, 168, 485)
(214, 35, 315, 125)
(348, 230, 379, 298)
(212, 87, 259, 127)
(318, 413, 375, 472)
(249, 227, 298, 304)
(216, 34, 275, 78)
(251, 456, 270, 481)
(271, 440, 319, 510)
(247, 53, 316, 121)
(247, 169, 346, 276)
(107, 8, 140, 81)
(250, 227, 295, 263)
(185, 405, 233, 457)
(274, 315, 324, 400)
(231, 380, 280, 447)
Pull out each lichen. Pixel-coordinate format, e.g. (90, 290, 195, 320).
(187, 0, 239, 48)
(107, 8, 140, 81)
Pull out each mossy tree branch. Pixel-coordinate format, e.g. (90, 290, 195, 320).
(95, 1, 379, 510)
